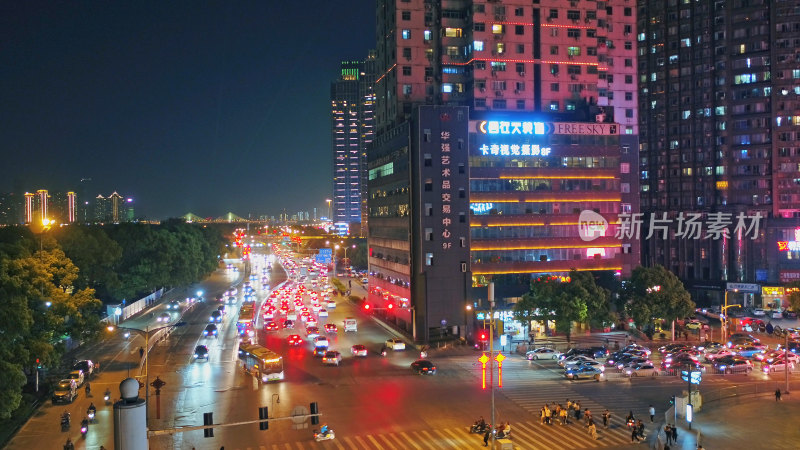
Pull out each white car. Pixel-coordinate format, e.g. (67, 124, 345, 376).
(327, 300, 337, 309)
(526, 347, 563, 360)
(559, 355, 594, 367)
(157, 312, 171, 323)
(753, 308, 766, 316)
(318, 309, 329, 318)
(772, 310, 783, 319)
(625, 363, 659, 377)
(385, 338, 406, 351)
(314, 336, 329, 347)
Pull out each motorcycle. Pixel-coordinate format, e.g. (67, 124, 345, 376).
(495, 429, 511, 439)
(61, 413, 71, 431)
(80, 420, 88, 438)
(87, 410, 96, 423)
(313, 429, 335, 442)
(104, 390, 111, 404)
(470, 422, 490, 434)
(420, 351, 428, 359)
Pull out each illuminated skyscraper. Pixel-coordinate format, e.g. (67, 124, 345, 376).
(36, 189, 49, 222)
(330, 53, 376, 231)
(24, 192, 34, 224)
(67, 192, 77, 223)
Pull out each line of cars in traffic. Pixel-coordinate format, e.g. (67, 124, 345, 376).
(52, 360, 94, 404)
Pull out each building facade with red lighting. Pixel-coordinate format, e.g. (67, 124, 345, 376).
(368, 0, 639, 343)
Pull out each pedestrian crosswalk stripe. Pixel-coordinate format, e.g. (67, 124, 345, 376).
(410, 430, 438, 449)
(384, 431, 412, 449)
(417, 429, 448, 449)
(353, 435, 371, 449)
(332, 439, 346, 450)
(366, 434, 385, 449)
(438, 427, 465, 446)
(376, 433, 400, 449)
(341, 436, 359, 449)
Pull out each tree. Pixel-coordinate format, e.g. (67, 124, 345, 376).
(513, 270, 611, 342)
(622, 265, 695, 338)
(54, 226, 122, 300)
(787, 281, 800, 313)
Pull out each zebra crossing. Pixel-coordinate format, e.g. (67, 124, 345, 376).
(225, 419, 637, 449)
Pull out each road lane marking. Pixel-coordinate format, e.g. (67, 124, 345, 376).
(375, 434, 398, 449)
(438, 427, 467, 446)
(417, 430, 448, 449)
(354, 435, 372, 449)
(395, 431, 424, 449)
(365, 435, 384, 449)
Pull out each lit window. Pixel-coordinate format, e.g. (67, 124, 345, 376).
(567, 46, 581, 56)
(550, 101, 559, 111)
(445, 27, 462, 37)
(474, 40, 484, 51)
(402, 29, 411, 39)
(442, 84, 453, 93)
(424, 30, 432, 41)
(492, 24, 503, 34)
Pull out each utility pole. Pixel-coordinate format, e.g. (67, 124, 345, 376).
(488, 282, 496, 446)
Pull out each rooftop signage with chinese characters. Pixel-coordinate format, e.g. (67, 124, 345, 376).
(476, 120, 620, 136)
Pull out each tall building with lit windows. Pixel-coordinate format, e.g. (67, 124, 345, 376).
(330, 54, 376, 230)
(638, 0, 800, 307)
(367, 0, 640, 343)
(23, 192, 34, 224)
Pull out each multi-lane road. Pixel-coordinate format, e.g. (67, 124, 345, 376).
(9, 240, 800, 450)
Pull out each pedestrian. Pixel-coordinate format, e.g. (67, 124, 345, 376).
(588, 420, 597, 440)
(631, 425, 640, 443)
(559, 406, 568, 425)
(671, 424, 678, 444)
(139, 347, 145, 359)
(637, 420, 646, 439)
(541, 406, 546, 425)
(483, 428, 491, 446)
(545, 405, 552, 425)
(775, 388, 782, 401)
(584, 408, 591, 426)
(566, 399, 572, 411)
(602, 409, 610, 429)
(684, 331, 689, 340)
(664, 424, 672, 445)
(649, 404, 655, 422)
(574, 401, 582, 420)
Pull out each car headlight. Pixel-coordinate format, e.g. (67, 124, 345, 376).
(193, 354, 198, 358)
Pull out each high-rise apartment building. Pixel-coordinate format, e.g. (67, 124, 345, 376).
(368, 0, 639, 342)
(330, 54, 376, 231)
(24, 192, 34, 224)
(638, 0, 800, 306)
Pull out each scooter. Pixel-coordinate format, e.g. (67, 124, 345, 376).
(87, 410, 96, 423)
(495, 429, 512, 439)
(420, 351, 428, 359)
(104, 390, 111, 405)
(61, 413, 71, 431)
(313, 429, 335, 442)
(80, 420, 88, 438)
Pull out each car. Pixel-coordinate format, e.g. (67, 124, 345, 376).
(561, 348, 603, 360)
(318, 309, 329, 318)
(715, 358, 753, 374)
(351, 344, 368, 357)
(263, 310, 275, 320)
(327, 300, 337, 309)
(210, 311, 222, 323)
(314, 336, 329, 347)
(559, 355, 594, 367)
(68, 369, 85, 387)
(753, 308, 766, 316)
(784, 310, 798, 319)
(526, 347, 563, 360)
(157, 312, 171, 323)
(306, 326, 320, 338)
(758, 350, 800, 365)
(313, 346, 328, 357)
(685, 320, 702, 330)
(166, 300, 181, 310)
(361, 277, 369, 284)
(322, 351, 342, 366)
(203, 324, 218, 337)
(52, 379, 78, 403)
(280, 319, 294, 329)
(286, 312, 297, 321)
(625, 363, 659, 377)
(411, 359, 437, 375)
(287, 335, 303, 346)
(734, 345, 766, 359)
(562, 356, 596, 368)
(617, 358, 650, 371)
(72, 360, 94, 377)
(762, 360, 794, 374)
(324, 324, 338, 333)
(385, 338, 406, 351)
(704, 349, 734, 362)
(193, 345, 209, 360)
(264, 321, 279, 331)
(661, 355, 701, 370)
(217, 305, 227, 315)
(564, 365, 603, 380)
(307, 317, 318, 328)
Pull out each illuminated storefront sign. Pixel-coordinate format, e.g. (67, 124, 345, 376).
(470, 203, 495, 214)
(477, 120, 619, 136)
(778, 228, 800, 251)
(780, 270, 800, 283)
(762, 286, 785, 296)
(478, 143, 551, 156)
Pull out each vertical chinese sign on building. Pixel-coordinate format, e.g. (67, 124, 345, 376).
(415, 105, 471, 340)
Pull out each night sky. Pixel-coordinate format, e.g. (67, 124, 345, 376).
(0, 2, 375, 219)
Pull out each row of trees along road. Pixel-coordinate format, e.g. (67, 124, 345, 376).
(0, 220, 228, 419)
(512, 266, 695, 341)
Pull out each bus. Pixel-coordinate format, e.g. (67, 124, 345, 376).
(238, 304, 255, 337)
(238, 343, 285, 382)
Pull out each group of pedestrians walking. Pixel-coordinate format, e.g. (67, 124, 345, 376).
(536, 400, 615, 441)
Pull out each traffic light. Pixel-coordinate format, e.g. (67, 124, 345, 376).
(669, 395, 675, 406)
(203, 412, 214, 437)
(387, 303, 393, 310)
(363, 304, 371, 311)
(310, 402, 319, 425)
(258, 406, 269, 430)
(479, 330, 488, 341)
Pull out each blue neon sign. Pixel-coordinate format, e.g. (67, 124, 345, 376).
(478, 120, 545, 135)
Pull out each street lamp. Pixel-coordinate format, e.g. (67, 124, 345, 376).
(107, 322, 186, 425)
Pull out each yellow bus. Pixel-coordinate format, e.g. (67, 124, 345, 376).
(238, 343, 285, 382)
